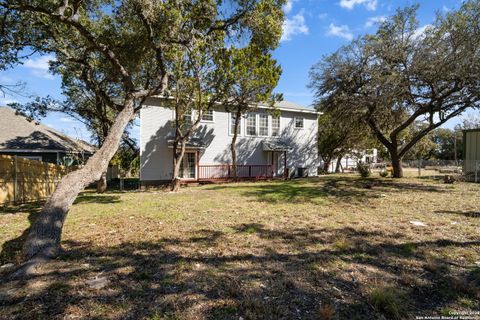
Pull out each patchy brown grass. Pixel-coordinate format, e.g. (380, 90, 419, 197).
(1, 175, 479, 320)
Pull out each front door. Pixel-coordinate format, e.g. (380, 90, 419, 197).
(180, 152, 196, 179)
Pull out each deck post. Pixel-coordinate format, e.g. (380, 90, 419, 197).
(271, 151, 274, 178)
(196, 150, 199, 181)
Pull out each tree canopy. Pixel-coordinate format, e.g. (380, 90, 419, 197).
(0, 0, 286, 276)
(310, 2, 480, 177)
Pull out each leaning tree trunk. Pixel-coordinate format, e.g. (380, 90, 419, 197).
(335, 156, 343, 173)
(230, 109, 241, 179)
(171, 140, 186, 192)
(16, 99, 135, 276)
(322, 158, 332, 173)
(390, 152, 404, 178)
(96, 171, 107, 193)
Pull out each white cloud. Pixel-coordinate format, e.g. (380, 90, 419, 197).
(413, 24, 432, 39)
(327, 23, 354, 41)
(442, 5, 450, 13)
(0, 96, 17, 106)
(23, 55, 56, 79)
(365, 15, 386, 28)
(281, 12, 309, 42)
(318, 13, 328, 20)
(283, 0, 296, 14)
(339, 0, 378, 11)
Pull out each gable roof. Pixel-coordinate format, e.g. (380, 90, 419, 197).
(0, 107, 95, 153)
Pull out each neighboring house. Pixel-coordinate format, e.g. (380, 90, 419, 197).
(463, 128, 480, 182)
(0, 107, 94, 164)
(140, 98, 320, 185)
(323, 149, 378, 173)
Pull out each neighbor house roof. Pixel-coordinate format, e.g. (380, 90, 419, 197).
(0, 107, 95, 153)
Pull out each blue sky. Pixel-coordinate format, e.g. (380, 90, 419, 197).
(0, 0, 476, 144)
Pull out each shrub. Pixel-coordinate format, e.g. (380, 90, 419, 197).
(379, 169, 389, 178)
(368, 286, 408, 320)
(357, 162, 371, 177)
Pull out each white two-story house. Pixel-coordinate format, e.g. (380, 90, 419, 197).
(140, 97, 320, 185)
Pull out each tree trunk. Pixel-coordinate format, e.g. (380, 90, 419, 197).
(390, 151, 404, 178)
(171, 140, 186, 192)
(16, 98, 135, 276)
(322, 158, 331, 173)
(96, 171, 107, 193)
(230, 109, 241, 179)
(335, 156, 343, 173)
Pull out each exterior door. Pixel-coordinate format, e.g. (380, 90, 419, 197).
(180, 152, 196, 179)
(273, 152, 282, 177)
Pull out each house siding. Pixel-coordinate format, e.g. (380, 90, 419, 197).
(140, 97, 320, 182)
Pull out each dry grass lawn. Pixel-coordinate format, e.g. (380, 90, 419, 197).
(0, 175, 479, 320)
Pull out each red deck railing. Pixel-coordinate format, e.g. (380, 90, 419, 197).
(198, 164, 274, 180)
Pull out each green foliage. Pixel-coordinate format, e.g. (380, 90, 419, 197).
(316, 112, 373, 171)
(368, 287, 408, 320)
(111, 146, 139, 177)
(379, 170, 389, 178)
(357, 162, 371, 178)
(310, 2, 480, 177)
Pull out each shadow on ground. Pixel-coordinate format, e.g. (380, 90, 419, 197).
(1, 225, 478, 320)
(0, 193, 121, 265)
(435, 210, 480, 218)
(205, 176, 448, 204)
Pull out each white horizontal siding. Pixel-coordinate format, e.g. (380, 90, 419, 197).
(140, 97, 320, 181)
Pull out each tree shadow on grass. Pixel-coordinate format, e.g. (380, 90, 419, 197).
(435, 210, 480, 218)
(0, 193, 120, 266)
(205, 176, 448, 204)
(73, 194, 121, 205)
(0, 203, 42, 265)
(1, 225, 478, 320)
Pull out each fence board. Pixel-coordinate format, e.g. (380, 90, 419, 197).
(0, 155, 71, 205)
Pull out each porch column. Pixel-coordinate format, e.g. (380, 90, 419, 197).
(196, 150, 199, 181)
(271, 151, 274, 178)
(284, 151, 287, 179)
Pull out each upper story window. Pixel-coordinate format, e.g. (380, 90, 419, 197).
(259, 114, 269, 136)
(230, 113, 241, 135)
(183, 112, 192, 124)
(294, 116, 304, 129)
(246, 113, 257, 136)
(202, 109, 214, 122)
(271, 116, 280, 136)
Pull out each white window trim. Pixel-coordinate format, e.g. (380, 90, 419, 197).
(228, 112, 243, 136)
(258, 114, 269, 137)
(294, 116, 304, 129)
(200, 109, 215, 123)
(270, 115, 281, 138)
(245, 113, 258, 137)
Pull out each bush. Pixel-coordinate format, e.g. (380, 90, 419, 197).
(368, 286, 408, 320)
(357, 162, 371, 177)
(379, 169, 389, 178)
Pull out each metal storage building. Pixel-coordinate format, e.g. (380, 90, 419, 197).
(463, 129, 480, 182)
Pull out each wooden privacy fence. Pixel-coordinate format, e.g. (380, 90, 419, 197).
(0, 155, 71, 205)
